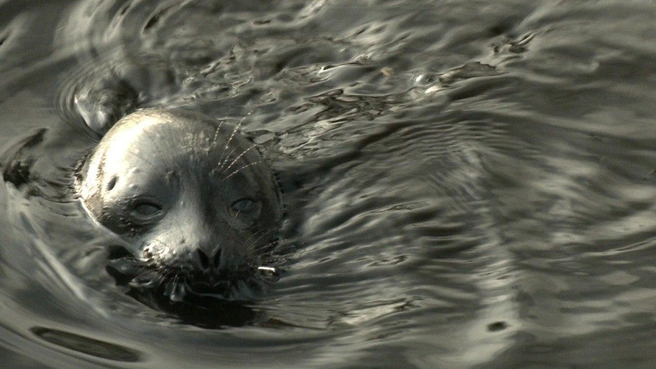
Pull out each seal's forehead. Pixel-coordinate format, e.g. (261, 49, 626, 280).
(95, 109, 259, 174)
(92, 116, 173, 177)
(102, 120, 162, 154)
(108, 109, 169, 129)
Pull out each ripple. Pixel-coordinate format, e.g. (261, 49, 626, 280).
(31, 327, 142, 362)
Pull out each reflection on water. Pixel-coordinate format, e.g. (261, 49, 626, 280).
(1, 0, 656, 367)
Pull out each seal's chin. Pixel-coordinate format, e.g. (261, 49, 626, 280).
(105, 245, 281, 304)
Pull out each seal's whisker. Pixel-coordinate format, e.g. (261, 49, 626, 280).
(221, 161, 263, 181)
(250, 238, 279, 258)
(211, 119, 225, 146)
(219, 109, 253, 162)
(239, 230, 267, 257)
(216, 145, 238, 172)
(221, 144, 258, 174)
(243, 232, 282, 267)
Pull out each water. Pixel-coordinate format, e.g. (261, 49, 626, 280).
(1, 0, 656, 368)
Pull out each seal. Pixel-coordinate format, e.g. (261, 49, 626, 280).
(76, 108, 283, 301)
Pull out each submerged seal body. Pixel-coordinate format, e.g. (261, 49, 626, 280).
(77, 109, 283, 300)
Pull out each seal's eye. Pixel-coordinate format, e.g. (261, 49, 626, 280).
(129, 200, 163, 221)
(231, 198, 258, 214)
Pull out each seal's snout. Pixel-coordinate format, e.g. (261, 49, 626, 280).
(141, 241, 228, 272)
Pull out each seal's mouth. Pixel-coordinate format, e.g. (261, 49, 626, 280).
(105, 244, 282, 303)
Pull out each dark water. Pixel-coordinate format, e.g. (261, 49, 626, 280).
(1, 0, 656, 368)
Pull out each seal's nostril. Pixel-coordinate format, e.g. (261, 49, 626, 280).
(212, 248, 222, 269)
(196, 249, 210, 269)
(107, 245, 133, 260)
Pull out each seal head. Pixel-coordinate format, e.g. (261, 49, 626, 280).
(77, 109, 282, 300)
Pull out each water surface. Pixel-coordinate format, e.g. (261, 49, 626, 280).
(1, 1, 656, 368)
